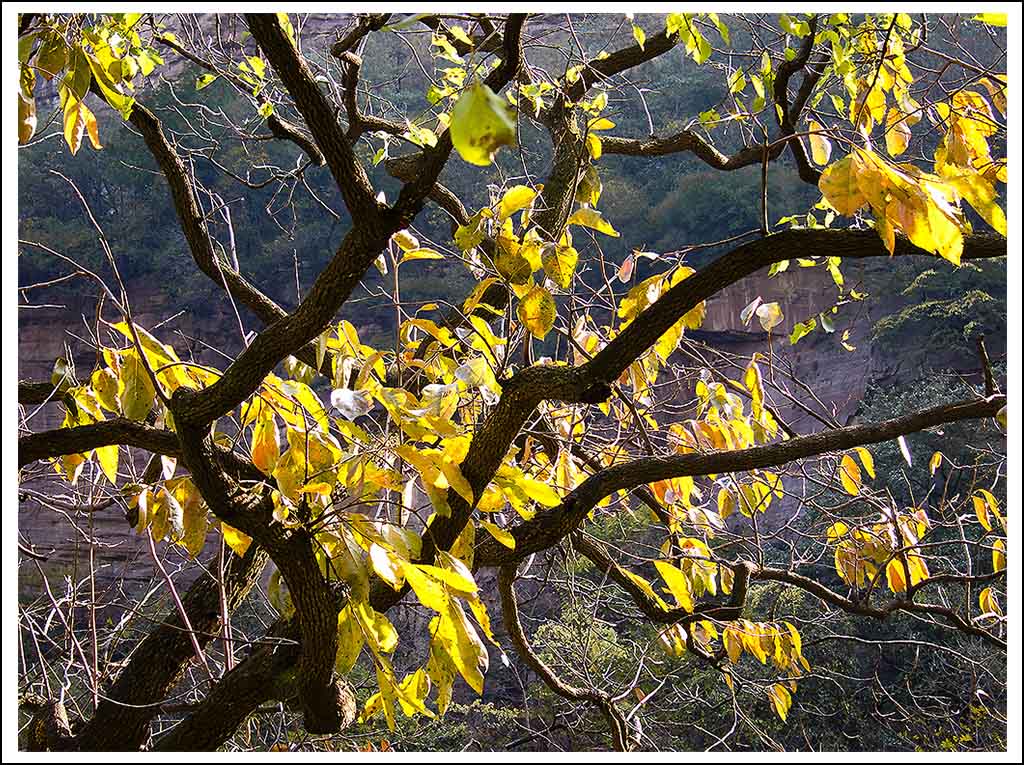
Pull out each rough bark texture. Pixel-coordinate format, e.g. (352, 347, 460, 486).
(72, 545, 269, 751)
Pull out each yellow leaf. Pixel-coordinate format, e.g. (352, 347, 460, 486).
(63, 98, 85, 155)
(973, 495, 992, 531)
(755, 302, 783, 331)
(818, 155, 867, 216)
(427, 555, 480, 596)
(992, 539, 1005, 572)
(355, 601, 399, 654)
(221, 523, 252, 557)
(978, 586, 1002, 617)
(948, 172, 1007, 236)
(929, 451, 943, 476)
(437, 600, 489, 694)
(369, 543, 404, 590)
(95, 444, 119, 484)
(718, 487, 736, 519)
(250, 407, 281, 473)
(653, 560, 694, 612)
(19, 89, 37, 144)
(120, 350, 156, 421)
(497, 185, 537, 220)
(516, 475, 562, 507)
(808, 121, 831, 165)
(336, 605, 366, 674)
(973, 13, 1007, 26)
(853, 446, 875, 479)
(768, 682, 792, 722)
(402, 563, 450, 612)
(479, 519, 515, 549)
(517, 284, 556, 339)
(723, 625, 743, 663)
(399, 248, 445, 264)
(885, 110, 911, 157)
(885, 558, 908, 593)
(542, 244, 578, 289)
(392, 229, 419, 251)
(566, 207, 620, 237)
(449, 81, 516, 166)
(839, 454, 861, 496)
(441, 455, 475, 506)
(91, 367, 122, 412)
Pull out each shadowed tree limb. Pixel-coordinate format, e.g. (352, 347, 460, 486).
(497, 564, 633, 751)
(71, 545, 270, 751)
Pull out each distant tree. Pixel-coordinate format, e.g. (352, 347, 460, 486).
(17, 12, 1007, 752)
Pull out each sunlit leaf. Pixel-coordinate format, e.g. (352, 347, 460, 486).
(449, 81, 516, 166)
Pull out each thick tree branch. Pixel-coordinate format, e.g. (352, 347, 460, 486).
(477, 394, 1005, 566)
(19, 419, 177, 470)
(246, 14, 380, 221)
(18, 379, 57, 406)
(393, 14, 527, 217)
(568, 29, 678, 100)
(573, 535, 750, 626)
(752, 566, 1006, 649)
(577, 230, 1004, 393)
(601, 131, 786, 169)
(771, 14, 823, 184)
(17, 418, 264, 483)
(71, 545, 270, 750)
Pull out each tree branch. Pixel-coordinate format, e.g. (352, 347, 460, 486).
(246, 14, 381, 221)
(477, 394, 1006, 566)
(497, 564, 632, 751)
(71, 545, 269, 750)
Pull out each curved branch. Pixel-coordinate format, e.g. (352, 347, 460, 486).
(753, 567, 1006, 649)
(573, 535, 750, 626)
(124, 103, 318, 356)
(601, 131, 784, 169)
(771, 14, 822, 184)
(568, 29, 678, 101)
(578, 229, 1004, 392)
(497, 565, 632, 751)
(393, 14, 527, 217)
(19, 419, 178, 469)
(17, 418, 264, 483)
(477, 394, 1006, 566)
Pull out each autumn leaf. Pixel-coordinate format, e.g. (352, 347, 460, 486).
(808, 121, 831, 165)
(517, 284, 556, 339)
(839, 453, 862, 496)
(449, 81, 516, 166)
